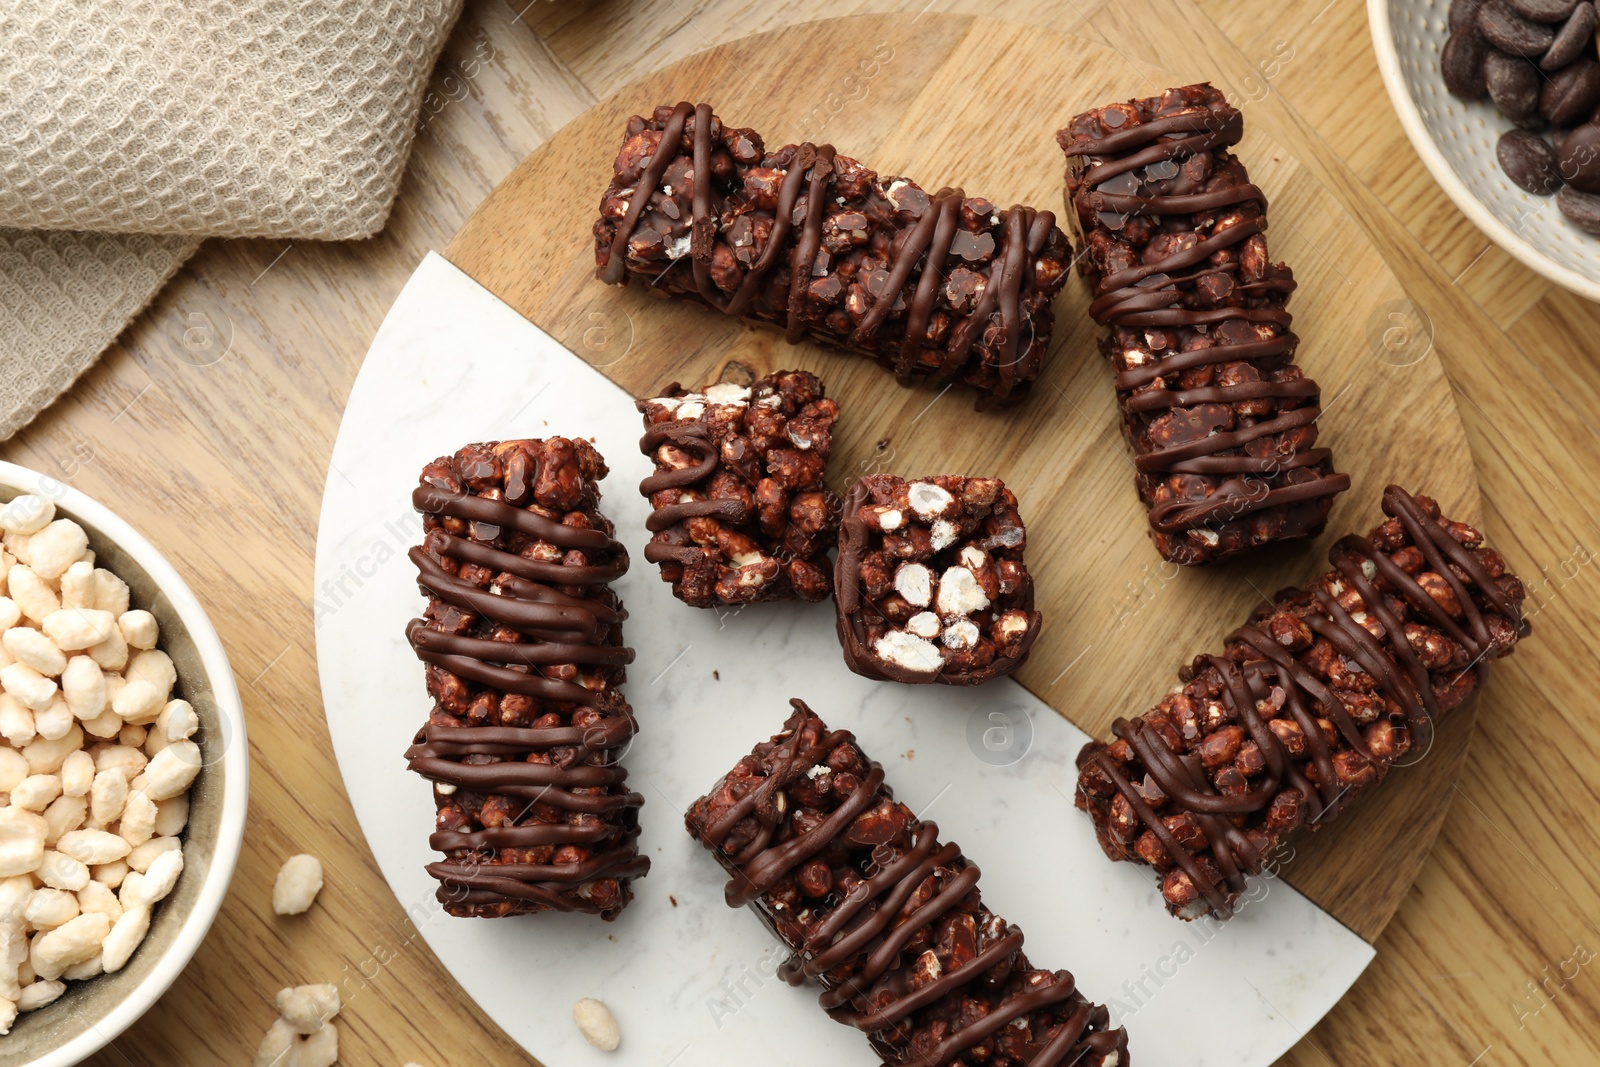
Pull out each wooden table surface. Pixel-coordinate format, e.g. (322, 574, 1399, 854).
(12, 0, 1597, 1064)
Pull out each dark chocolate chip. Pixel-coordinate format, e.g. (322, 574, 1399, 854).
(1487, 50, 1545, 117)
(1452, 0, 1489, 29)
(1480, 0, 1559, 54)
(1559, 123, 1600, 189)
(1543, 59, 1600, 123)
(1556, 184, 1600, 230)
(1498, 129, 1565, 192)
(1512, 0, 1579, 21)
(1446, 27, 1491, 99)
(1541, 2, 1597, 70)
(1443, 28, 1492, 99)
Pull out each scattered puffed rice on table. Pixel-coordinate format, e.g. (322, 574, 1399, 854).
(0, 496, 200, 1022)
(276, 983, 340, 1033)
(272, 854, 323, 916)
(573, 996, 621, 1051)
(253, 1018, 297, 1067)
(300, 1022, 339, 1067)
(257, 983, 343, 1065)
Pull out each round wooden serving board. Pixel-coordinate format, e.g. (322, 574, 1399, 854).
(444, 13, 1479, 946)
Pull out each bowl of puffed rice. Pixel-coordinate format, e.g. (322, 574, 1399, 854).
(0, 462, 248, 1066)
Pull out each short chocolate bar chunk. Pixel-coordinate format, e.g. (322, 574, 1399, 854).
(1076, 486, 1529, 920)
(404, 438, 648, 919)
(835, 474, 1040, 685)
(637, 369, 840, 606)
(596, 102, 1072, 408)
(686, 700, 1129, 1066)
(1058, 83, 1350, 565)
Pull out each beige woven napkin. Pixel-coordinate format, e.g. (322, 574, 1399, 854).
(0, 0, 464, 438)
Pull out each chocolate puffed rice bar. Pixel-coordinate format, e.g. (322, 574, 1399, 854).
(835, 474, 1040, 685)
(1057, 84, 1350, 565)
(596, 102, 1072, 408)
(687, 700, 1129, 1066)
(1076, 486, 1528, 920)
(638, 369, 840, 606)
(404, 438, 648, 919)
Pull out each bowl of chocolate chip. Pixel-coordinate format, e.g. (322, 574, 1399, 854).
(1372, 0, 1600, 299)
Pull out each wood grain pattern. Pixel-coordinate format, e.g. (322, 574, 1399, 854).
(443, 14, 1477, 946)
(3, 0, 1591, 1064)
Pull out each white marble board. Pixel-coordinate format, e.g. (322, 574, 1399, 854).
(313, 252, 1373, 1066)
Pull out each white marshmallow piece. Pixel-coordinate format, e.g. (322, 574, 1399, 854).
(893, 563, 933, 607)
(935, 566, 991, 618)
(872, 631, 943, 675)
(905, 481, 956, 520)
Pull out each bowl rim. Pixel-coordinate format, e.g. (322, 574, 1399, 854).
(0, 461, 249, 1066)
(1368, 0, 1600, 302)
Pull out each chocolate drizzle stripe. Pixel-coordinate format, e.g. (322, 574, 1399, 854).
(600, 103, 691, 286)
(412, 485, 616, 550)
(600, 102, 1061, 406)
(428, 821, 616, 851)
(1124, 376, 1320, 412)
(1063, 108, 1246, 166)
(408, 649, 594, 703)
(731, 763, 885, 907)
(1091, 486, 1527, 916)
(428, 849, 649, 886)
(1152, 476, 1350, 534)
(433, 530, 626, 587)
(412, 549, 617, 638)
(427, 849, 651, 909)
(1113, 335, 1291, 390)
(1131, 407, 1318, 470)
(408, 623, 631, 669)
(829, 857, 981, 1006)
(407, 754, 630, 792)
(1089, 221, 1276, 316)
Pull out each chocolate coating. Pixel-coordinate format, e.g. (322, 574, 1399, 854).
(686, 700, 1128, 1066)
(1058, 83, 1351, 565)
(404, 439, 648, 919)
(1075, 486, 1529, 921)
(595, 102, 1072, 408)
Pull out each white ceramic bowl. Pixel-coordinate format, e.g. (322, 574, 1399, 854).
(0, 462, 248, 1067)
(1371, 0, 1600, 300)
